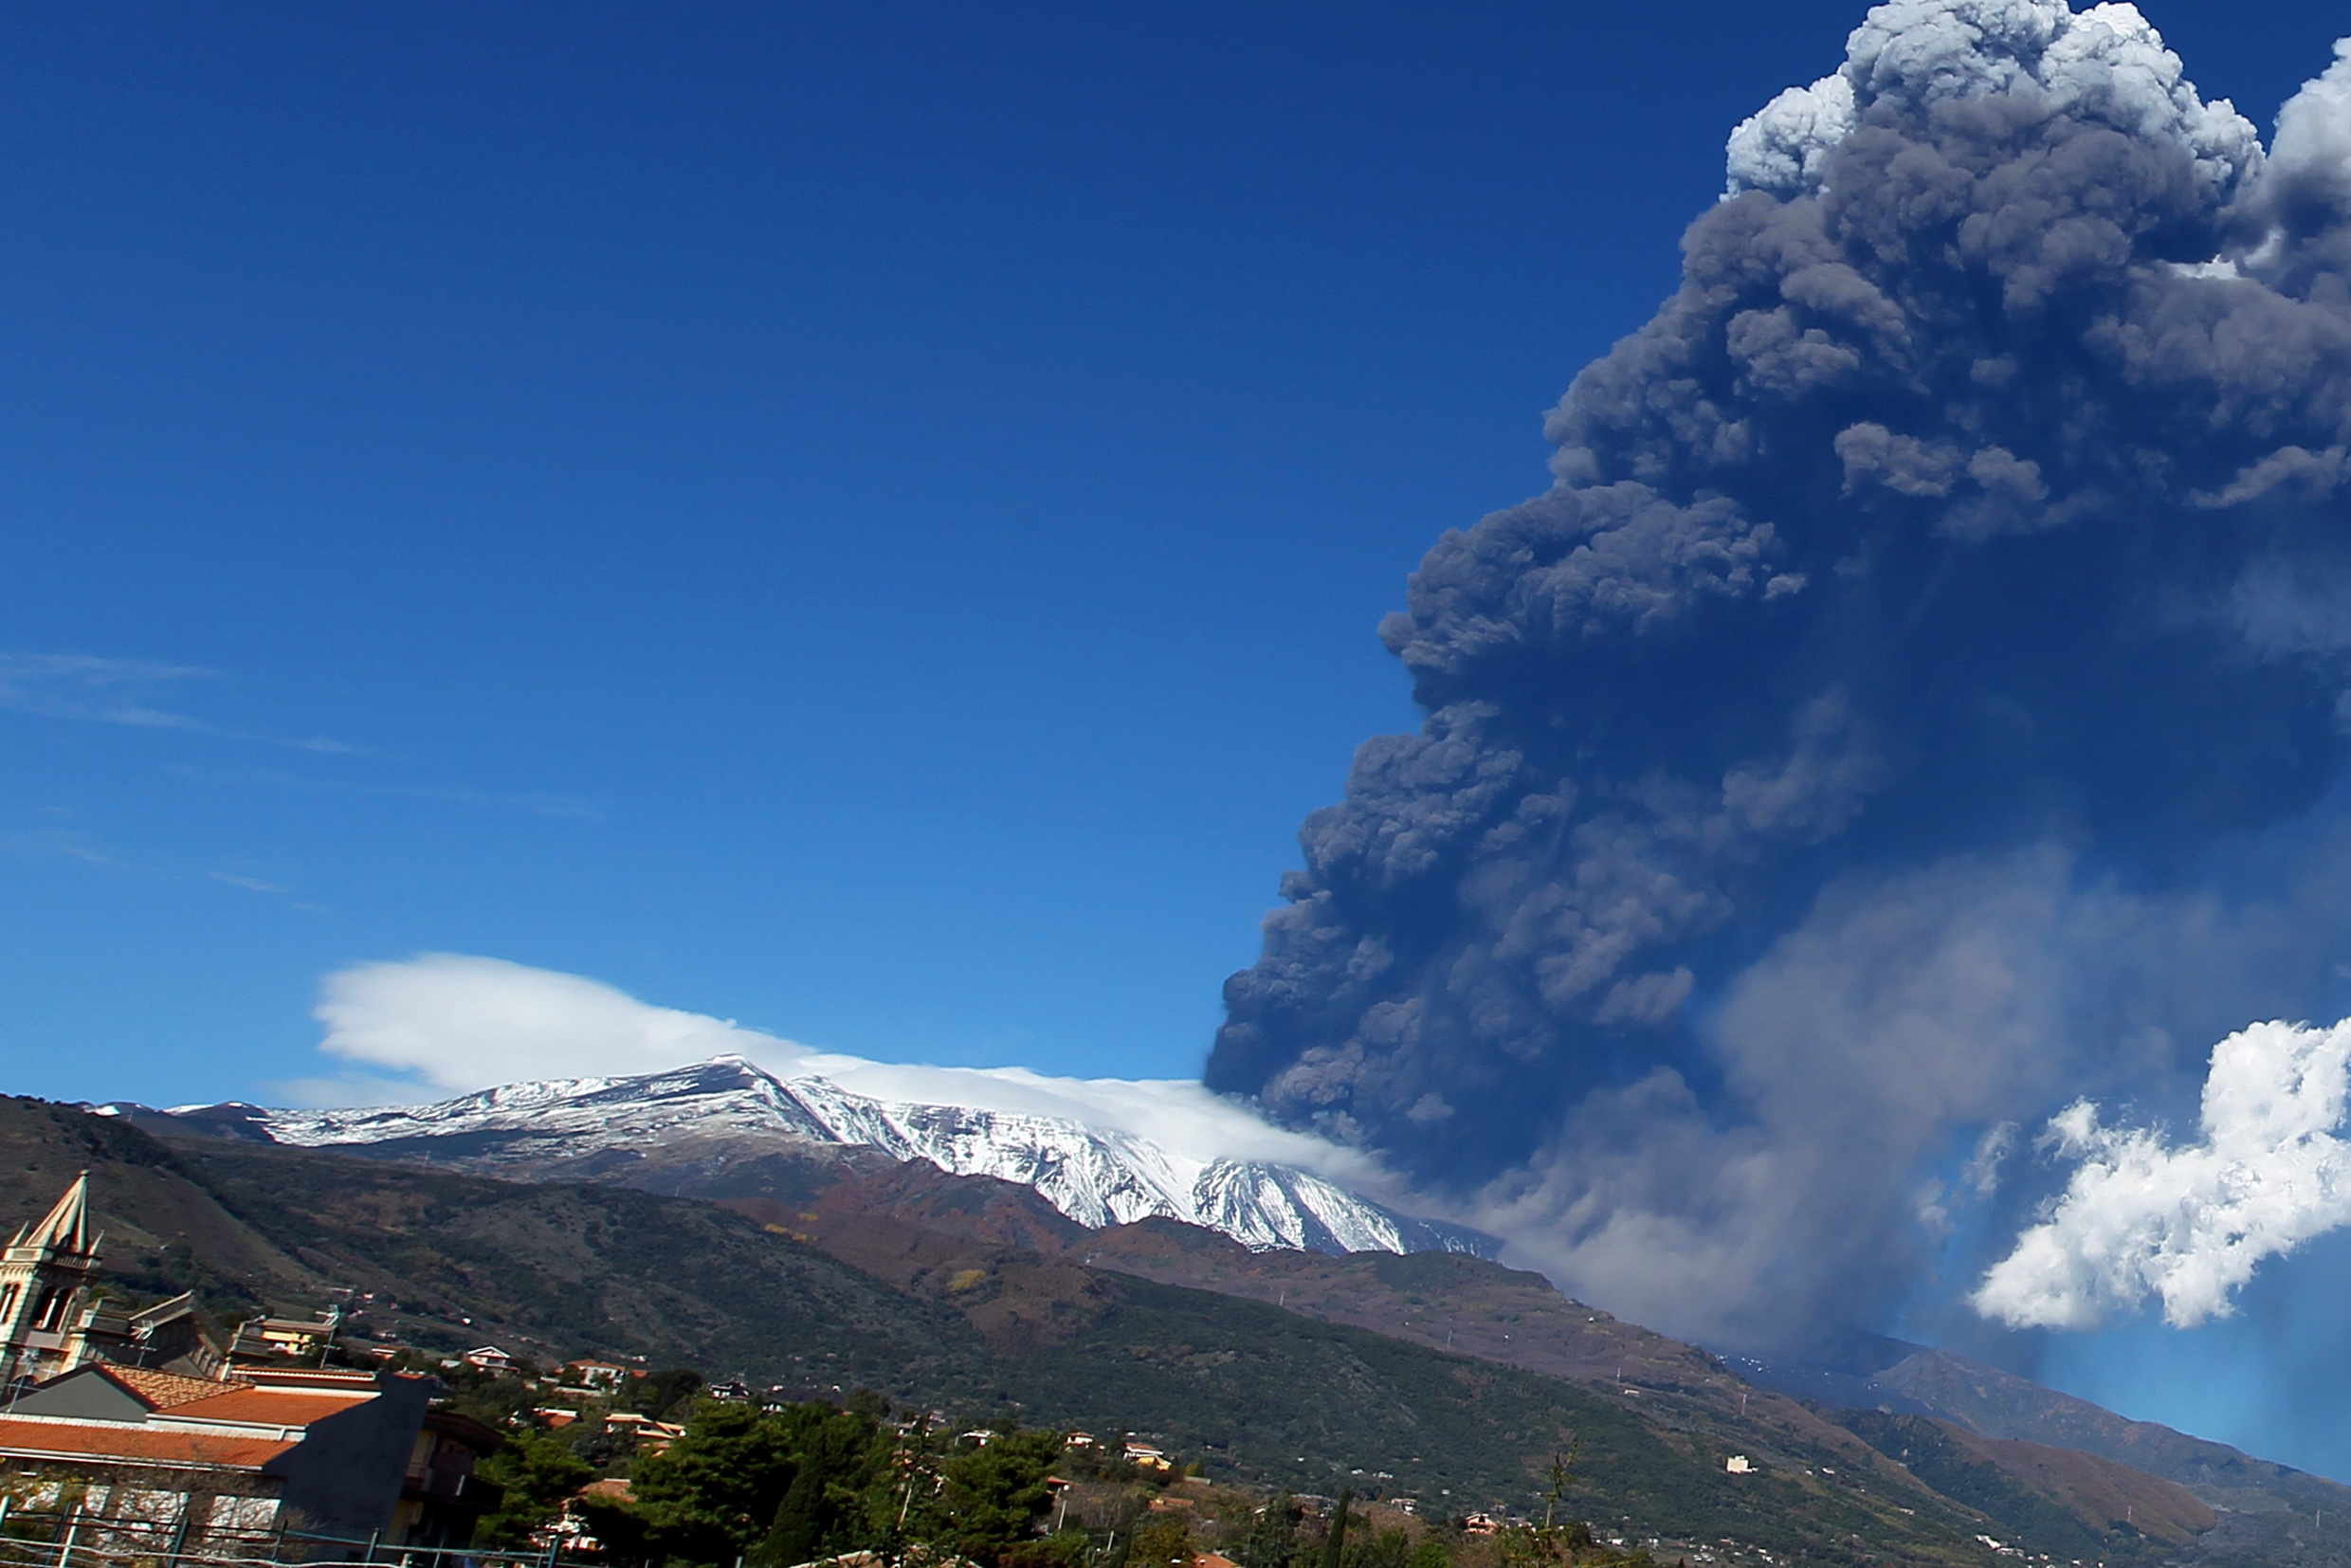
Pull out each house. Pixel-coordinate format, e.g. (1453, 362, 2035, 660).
(0, 1176, 501, 1548)
(1123, 1442, 1174, 1472)
(707, 1378, 755, 1403)
(0, 1361, 499, 1545)
(390, 1406, 506, 1548)
(462, 1346, 515, 1374)
(566, 1360, 626, 1391)
(1064, 1431, 1097, 1449)
(602, 1412, 686, 1454)
(226, 1310, 343, 1368)
(117, 1296, 228, 1377)
(1463, 1513, 1501, 1537)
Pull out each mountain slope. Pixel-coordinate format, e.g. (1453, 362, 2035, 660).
(0, 1095, 2229, 1566)
(1834, 1411, 2216, 1561)
(112, 1084, 2344, 1562)
(107, 1057, 1490, 1259)
(1, 1094, 1001, 1400)
(1730, 1339, 2351, 1567)
(737, 1158, 2247, 1565)
(775, 1157, 2351, 1568)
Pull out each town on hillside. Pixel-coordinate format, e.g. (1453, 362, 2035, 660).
(0, 1176, 1709, 1568)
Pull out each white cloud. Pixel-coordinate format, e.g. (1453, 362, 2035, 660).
(310, 953, 1386, 1181)
(0, 651, 373, 757)
(0, 653, 221, 731)
(1724, 72, 1855, 197)
(1725, 1, 2263, 202)
(1975, 1016, 2351, 1330)
(2265, 37, 2351, 191)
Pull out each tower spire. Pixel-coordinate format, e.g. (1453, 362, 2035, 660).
(1, 1173, 105, 1388)
(20, 1173, 93, 1256)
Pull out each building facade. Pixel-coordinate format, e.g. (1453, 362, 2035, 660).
(0, 1176, 502, 1547)
(0, 1174, 105, 1388)
(0, 1355, 501, 1545)
(0, 1175, 225, 1389)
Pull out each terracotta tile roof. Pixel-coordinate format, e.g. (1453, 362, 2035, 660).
(0, 1417, 295, 1470)
(164, 1387, 375, 1426)
(102, 1366, 250, 1411)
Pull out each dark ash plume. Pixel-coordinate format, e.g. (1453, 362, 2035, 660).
(1208, 0, 2351, 1347)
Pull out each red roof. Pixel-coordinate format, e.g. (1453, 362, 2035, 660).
(95, 1366, 244, 1411)
(165, 1387, 375, 1426)
(0, 1417, 295, 1470)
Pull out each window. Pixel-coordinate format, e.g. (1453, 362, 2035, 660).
(207, 1496, 280, 1533)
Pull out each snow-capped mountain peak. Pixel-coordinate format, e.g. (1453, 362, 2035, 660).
(114, 1057, 1494, 1259)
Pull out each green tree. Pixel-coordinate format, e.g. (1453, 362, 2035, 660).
(632, 1400, 801, 1563)
(626, 1366, 708, 1418)
(1405, 1540, 1450, 1568)
(1320, 1490, 1354, 1568)
(752, 1406, 891, 1568)
(1492, 1448, 1593, 1568)
(1239, 1493, 1297, 1568)
(1125, 1512, 1194, 1568)
(1343, 1529, 1410, 1568)
(910, 1429, 1068, 1566)
(472, 1429, 594, 1549)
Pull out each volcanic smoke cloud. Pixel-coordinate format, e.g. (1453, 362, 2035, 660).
(1208, 0, 2351, 1349)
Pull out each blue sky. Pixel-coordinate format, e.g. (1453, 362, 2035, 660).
(5, 0, 2346, 1109)
(17, 0, 2351, 1482)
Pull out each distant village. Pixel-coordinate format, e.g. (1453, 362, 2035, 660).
(0, 1174, 1740, 1568)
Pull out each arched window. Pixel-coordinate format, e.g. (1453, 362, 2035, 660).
(0, 1282, 19, 1322)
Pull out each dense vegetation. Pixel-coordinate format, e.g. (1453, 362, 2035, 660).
(1834, 1412, 2180, 1567)
(476, 1400, 1678, 1568)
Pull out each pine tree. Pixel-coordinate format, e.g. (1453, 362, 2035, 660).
(1320, 1488, 1353, 1568)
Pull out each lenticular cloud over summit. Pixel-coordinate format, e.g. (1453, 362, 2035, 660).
(1208, 0, 2351, 1349)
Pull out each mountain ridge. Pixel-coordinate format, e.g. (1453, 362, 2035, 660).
(17, 1093, 2351, 1563)
(80, 1062, 2351, 1562)
(99, 1056, 1496, 1261)
(0, 1096, 2076, 1564)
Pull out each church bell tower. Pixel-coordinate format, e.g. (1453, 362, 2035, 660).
(0, 1173, 104, 1388)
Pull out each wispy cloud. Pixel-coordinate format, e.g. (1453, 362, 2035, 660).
(171, 765, 603, 822)
(0, 653, 222, 732)
(0, 651, 368, 756)
(207, 868, 296, 895)
(0, 828, 305, 903)
(0, 827, 162, 875)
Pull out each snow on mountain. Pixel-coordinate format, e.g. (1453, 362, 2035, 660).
(118, 1056, 1494, 1259)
